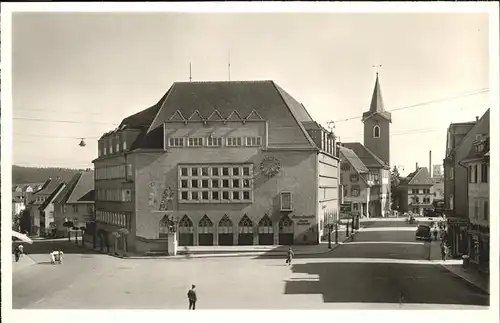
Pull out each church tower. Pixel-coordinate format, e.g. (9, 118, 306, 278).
(362, 73, 391, 166)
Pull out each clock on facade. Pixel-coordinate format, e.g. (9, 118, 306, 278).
(260, 156, 281, 178)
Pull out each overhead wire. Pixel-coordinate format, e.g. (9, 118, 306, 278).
(332, 88, 489, 123)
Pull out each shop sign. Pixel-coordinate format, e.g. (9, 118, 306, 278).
(297, 219, 311, 225)
(291, 214, 316, 219)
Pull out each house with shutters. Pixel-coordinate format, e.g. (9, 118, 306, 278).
(93, 80, 341, 253)
(398, 165, 434, 215)
(340, 73, 392, 217)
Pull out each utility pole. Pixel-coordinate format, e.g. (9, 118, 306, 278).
(189, 63, 192, 82)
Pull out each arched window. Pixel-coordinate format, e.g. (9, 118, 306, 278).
(373, 125, 380, 138)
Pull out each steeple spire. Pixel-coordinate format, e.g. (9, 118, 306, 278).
(369, 73, 385, 113)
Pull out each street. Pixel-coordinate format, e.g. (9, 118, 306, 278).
(12, 219, 489, 309)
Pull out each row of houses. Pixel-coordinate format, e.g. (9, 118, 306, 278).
(14, 171, 95, 237)
(443, 108, 490, 275)
(91, 76, 393, 254)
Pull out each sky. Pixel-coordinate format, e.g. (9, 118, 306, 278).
(10, 11, 490, 176)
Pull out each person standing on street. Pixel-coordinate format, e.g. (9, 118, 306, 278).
(286, 247, 294, 266)
(440, 241, 447, 261)
(187, 284, 197, 310)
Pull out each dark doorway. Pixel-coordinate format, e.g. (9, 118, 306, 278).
(279, 215, 294, 245)
(198, 214, 214, 246)
(218, 233, 233, 246)
(259, 234, 274, 245)
(238, 234, 253, 245)
(178, 215, 194, 246)
(198, 233, 214, 246)
(238, 214, 254, 246)
(179, 233, 194, 246)
(258, 214, 274, 245)
(218, 214, 234, 246)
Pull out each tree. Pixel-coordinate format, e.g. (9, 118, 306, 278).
(390, 166, 401, 211)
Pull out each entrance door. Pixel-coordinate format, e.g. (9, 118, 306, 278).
(279, 215, 294, 245)
(258, 215, 274, 245)
(178, 215, 194, 246)
(238, 214, 254, 245)
(218, 214, 234, 246)
(198, 215, 214, 246)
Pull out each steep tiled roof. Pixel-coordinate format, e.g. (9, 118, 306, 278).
(339, 146, 369, 173)
(402, 167, 433, 186)
(67, 171, 94, 204)
(32, 178, 65, 199)
(39, 183, 65, 211)
(462, 137, 489, 162)
(131, 81, 315, 150)
(54, 171, 94, 205)
(342, 142, 387, 168)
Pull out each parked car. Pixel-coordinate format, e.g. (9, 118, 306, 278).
(415, 225, 432, 241)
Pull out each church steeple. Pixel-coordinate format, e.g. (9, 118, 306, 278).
(370, 73, 385, 113)
(362, 73, 391, 122)
(362, 72, 391, 166)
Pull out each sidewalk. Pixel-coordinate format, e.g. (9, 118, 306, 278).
(12, 254, 37, 273)
(440, 263, 490, 294)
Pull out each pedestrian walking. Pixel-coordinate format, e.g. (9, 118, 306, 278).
(50, 250, 56, 264)
(187, 284, 197, 310)
(286, 247, 294, 266)
(14, 245, 23, 262)
(432, 228, 438, 241)
(440, 242, 447, 261)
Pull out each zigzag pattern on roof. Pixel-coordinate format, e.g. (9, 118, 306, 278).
(207, 110, 224, 121)
(226, 110, 243, 121)
(188, 110, 205, 121)
(245, 109, 264, 121)
(166, 109, 265, 123)
(168, 110, 186, 121)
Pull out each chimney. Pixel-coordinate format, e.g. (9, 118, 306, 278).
(476, 116, 479, 121)
(429, 151, 432, 178)
(416, 162, 419, 171)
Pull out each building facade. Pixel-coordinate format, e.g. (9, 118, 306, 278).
(460, 134, 489, 274)
(443, 109, 489, 257)
(338, 145, 377, 217)
(53, 170, 95, 237)
(93, 81, 340, 253)
(26, 178, 65, 236)
(398, 166, 434, 215)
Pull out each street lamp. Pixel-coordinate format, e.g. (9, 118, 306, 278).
(326, 215, 333, 249)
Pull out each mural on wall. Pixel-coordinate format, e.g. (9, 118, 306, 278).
(159, 186, 175, 211)
(260, 156, 281, 178)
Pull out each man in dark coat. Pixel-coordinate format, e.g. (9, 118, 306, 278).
(187, 284, 197, 310)
(286, 247, 294, 266)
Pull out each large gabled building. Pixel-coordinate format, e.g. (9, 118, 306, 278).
(93, 80, 341, 253)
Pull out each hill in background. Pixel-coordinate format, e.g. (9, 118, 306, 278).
(12, 165, 87, 184)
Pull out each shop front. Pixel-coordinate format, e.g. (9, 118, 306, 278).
(468, 223, 490, 274)
(446, 217, 469, 258)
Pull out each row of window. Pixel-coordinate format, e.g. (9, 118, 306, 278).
(95, 165, 133, 180)
(181, 178, 252, 190)
(167, 136, 262, 148)
(180, 165, 253, 178)
(320, 131, 336, 156)
(412, 197, 432, 204)
(471, 199, 489, 221)
(96, 188, 133, 202)
(96, 210, 129, 228)
(62, 204, 94, 214)
(179, 190, 253, 202)
(469, 163, 488, 184)
(410, 188, 431, 195)
(98, 137, 128, 157)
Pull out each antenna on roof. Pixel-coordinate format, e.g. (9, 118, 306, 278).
(189, 63, 192, 82)
(228, 51, 231, 81)
(372, 64, 382, 76)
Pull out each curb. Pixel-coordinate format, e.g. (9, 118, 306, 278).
(124, 231, 359, 260)
(440, 264, 490, 295)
